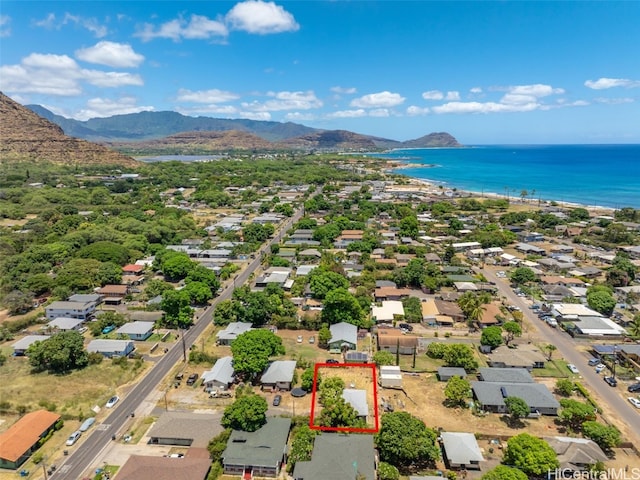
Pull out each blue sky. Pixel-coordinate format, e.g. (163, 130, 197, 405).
(1, 1, 639, 144)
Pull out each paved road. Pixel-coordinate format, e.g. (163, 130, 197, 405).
(481, 268, 640, 444)
(52, 202, 307, 480)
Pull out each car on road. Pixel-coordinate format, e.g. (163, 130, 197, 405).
(273, 394, 282, 406)
(496, 271, 506, 278)
(604, 376, 618, 387)
(628, 397, 640, 409)
(588, 357, 601, 366)
(595, 364, 606, 374)
(627, 383, 640, 393)
(66, 431, 82, 446)
(105, 395, 119, 408)
(567, 364, 579, 374)
(296, 335, 303, 343)
(326, 359, 339, 364)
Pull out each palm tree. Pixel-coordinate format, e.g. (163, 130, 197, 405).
(628, 316, 640, 339)
(544, 344, 557, 361)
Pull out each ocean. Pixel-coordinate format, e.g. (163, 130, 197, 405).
(375, 145, 640, 209)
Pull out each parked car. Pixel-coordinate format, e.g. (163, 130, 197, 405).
(272, 394, 282, 406)
(105, 395, 119, 408)
(326, 359, 339, 364)
(628, 397, 640, 409)
(627, 383, 640, 393)
(604, 376, 618, 387)
(175, 373, 184, 381)
(308, 336, 315, 344)
(588, 357, 601, 366)
(567, 364, 579, 374)
(186, 373, 198, 386)
(296, 335, 303, 343)
(399, 323, 413, 332)
(595, 364, 606, 374)
(66, 431, 81, 446)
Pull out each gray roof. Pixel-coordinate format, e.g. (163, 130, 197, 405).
(472, 381, 560, 410)
(440, 432, 484, 464)
(67, 294, 102, 304)
(478, 367, 533, 383)
(223, 417, 291, 468)
(47, 317, 84, 330)
(87, 339, 133, 353)
(438, 367, 467, 378)
(261, 360, 297, 384)
(116, 321, 155, 335)
(202, 356, 234, 385)
(148, 411, 222, 448)
(46, 300, 94, 310)
(544, 436, 608, 470)
(216, 322, 252, 341)
(342, 389, 368, 416)
(329, 322, 357, 346)
(293, 433, 375, 480)
(12, 335, 50, 350)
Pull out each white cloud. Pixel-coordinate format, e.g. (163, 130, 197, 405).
(445, 91, 460, 101)
(177, 104, 240, 116)
(34, 12, 108, 37)
(594, 97, 634, 105)
(242, 90, 322, 112)
(0, 52, 143, 96)
(327, 109, 367, 118)
(350, 91, 405, 108)
(422, 90, 443, 100)
(226, 0, 299, 34)
(239, 111, 272, 121)
(470, 87, 482, 94)
(72, 97, 154, 120)
(508, 84, 564, 97)
(284, 112, 316, 121)
(432, 101, 540, 114)
(406, 105, 430, 116)
(75, 41, 145, 68)
(330, 86, 357, 94)
(0, 15, 11, 37)
(500, 93, 538, 105)
(135, 14, 227, 42)
(585, 77, 640, 90)
(176, 88, 240, 103)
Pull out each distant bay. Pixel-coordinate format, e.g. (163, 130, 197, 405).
(376, 145, 640, 209)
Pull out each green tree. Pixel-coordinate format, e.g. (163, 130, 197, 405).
(1, 290, 34, 315)
(182, 281, 213, 305)
(444, 376, 471, 407)
(480, 326, 503, 349)
(373, 350, 396, 366)
(242, 223, 272, 243)
(161, 289, 193, 328)
(230, 329, 285, 380)
(443, 343, 478, 371)
(309, 270, 350, 299)
(317, 396, 358, 428)
(321, 288, 364, 326)
(301, 367, 320, 392)
(503, 433, 558, 476)
(288, 425, 317, 472)
(26, 331, 88, 373)
(221, 394, 268, 432)
(502, 321, 522, 346)
(161, 252, 194, 281)
(207, 429, 231, 463)
(555, 378, 574, 396)
(509, 267, 536, 285)
(399, 215, 419, 239)
(144, 279, 174, 300)
(586, 290, 616, 316)
(77, 241, 131, 266)
(213, 299, 238, 326)
(581, 421, 621, 452)
(318, 324, 331, 348)
(375, 412, 440, 468)
(377, 462, 400, 480)
(504, 397, 530, 427)
(481, 465, 528, 480)
(559, 399, 597, 430)
(543, 344, 557, 361)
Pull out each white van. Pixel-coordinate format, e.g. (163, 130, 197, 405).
(66, 431, 82, 446)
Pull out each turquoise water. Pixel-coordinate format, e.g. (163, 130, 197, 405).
(377, 145, 640, 209)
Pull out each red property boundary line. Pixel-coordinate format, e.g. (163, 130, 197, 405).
(309, 362, 379, 433)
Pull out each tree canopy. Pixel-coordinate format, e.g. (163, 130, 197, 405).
(480, 325, 503, 349)
(221, 394, 268, 432)
(375, 411, 440, 468)
(230, 329, 285, 380)
(27, 331, 88, 373)
(481, 465, 528, 480)
(444, 375, 471, 407)
(503, 433, 558, 476)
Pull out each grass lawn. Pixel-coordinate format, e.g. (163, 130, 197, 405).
(533, 359, 571, 378)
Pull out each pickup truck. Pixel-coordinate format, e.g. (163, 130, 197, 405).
(209, 390, 232, 398)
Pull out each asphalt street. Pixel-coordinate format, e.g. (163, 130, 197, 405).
(51, 202, 305, 480)
(481, 268, 640, 444)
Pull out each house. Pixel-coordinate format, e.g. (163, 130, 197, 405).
(477, 303, 503, 328)
(377, 329, 418, 355)
(328, 322, 357, 352)
(87, 339, 135, 358)
(374, 287, 412, 302)
(148, 412, 222, 447)
(116, 452, 212, 480)
(202, 356, 235, 391)
(342, 389, 368, 419)
(46, 317, 84, 332)
(477, 367, 533, 383)
(471, 381, 560, 415)
(97, 284, 129, 298)
(216, 322, 252, 346)
(371, 300, 405, 323)
(421, 299, 465, 325)
(45, 300, 96, 320)
(516, 231, 545, 242)
(12, 335, 50, 356)
(544, 437, 608, 472)
(222, 417, 291, 478)
(293, 433, 376, 480)
(116, 321, 155, 340)
(0, 410, 61, 469)
(67, 293, 102, 305)
(437, 367, 467, 382)
(487, 345, 546, 370)
(122, 264, 145, 275)
(261, 360, 297, 391)
(570, 316, 627, 337)
(380, 365, 403, 388)
(440, 432, 484, 470)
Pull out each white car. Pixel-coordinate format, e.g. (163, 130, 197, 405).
(296, 335, 303, 343)
(66, 431, 81, 446)
(567, 364, 579, 374)
(628, 397, 640, 409)
(105, 395, 120, 408)
(595, 364, 606, 374)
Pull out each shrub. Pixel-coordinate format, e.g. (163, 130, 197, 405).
(426, 342, 448, 359)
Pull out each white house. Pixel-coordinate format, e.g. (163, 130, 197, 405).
(371, 300, 405, 323)
(47, 317, 84, 332)
(87, 339, 134, 358)
(45, 300, 96, 320)
(379, 365, 403, 388)
(202, 356, 235, 391)
(116, 321, 155, 341)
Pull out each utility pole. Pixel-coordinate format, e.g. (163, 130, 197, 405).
(180, 327, 187, 362)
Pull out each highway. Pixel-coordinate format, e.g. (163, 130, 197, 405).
(51, 202, 306, 479)
(481, 267, 640, 445)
